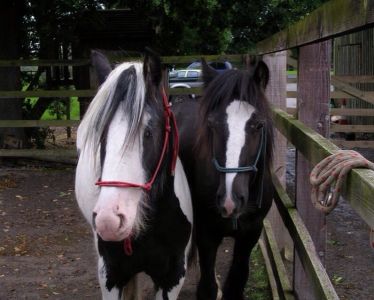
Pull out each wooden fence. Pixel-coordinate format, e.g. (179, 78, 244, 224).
(287, 56, 374, 149)
(0, 54, 246, 163)
(255, 0, 374, 299)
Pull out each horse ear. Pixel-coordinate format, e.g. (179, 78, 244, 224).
(143, 47, 162, 86)
(253, 60, 270, 89)
(201, 58, 218, 87)
(91, 50, 112, 85)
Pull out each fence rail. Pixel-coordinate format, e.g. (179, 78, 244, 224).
(271, 175, 340, 300)
(256, 0, 374, 54)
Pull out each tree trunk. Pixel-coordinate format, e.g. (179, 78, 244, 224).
(0, 1, 24, 148)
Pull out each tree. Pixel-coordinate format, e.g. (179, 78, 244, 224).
(118, 0, 329, 54)
(0, 1, 25, 148)
(226, 0, 329, 53)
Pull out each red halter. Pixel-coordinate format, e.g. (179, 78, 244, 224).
(95, 88, 179, 191)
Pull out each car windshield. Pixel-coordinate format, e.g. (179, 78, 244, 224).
(177, 71, 187, 77)
(187, 71, 199, 78)
(187, 62, 201, 69)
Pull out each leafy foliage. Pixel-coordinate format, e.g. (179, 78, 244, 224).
(19, 0, 329, 56)
(118, 0, 329, 54)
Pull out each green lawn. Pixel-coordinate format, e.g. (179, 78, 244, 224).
(245, 245, 272, 300)
(25, 97, 80, 120)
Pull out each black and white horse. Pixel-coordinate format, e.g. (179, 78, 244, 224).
(75, 50, 193, 299)
(174, 59, 274, 300)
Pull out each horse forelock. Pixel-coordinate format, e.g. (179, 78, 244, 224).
(78, 61, 146, 165)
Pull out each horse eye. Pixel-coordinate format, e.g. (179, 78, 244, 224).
(144, 129, 152, 138)
(250, 122, 264, 130)
(207, 115, 215, 128)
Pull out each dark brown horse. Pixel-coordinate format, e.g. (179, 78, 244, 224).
(173, 58, 274, 300)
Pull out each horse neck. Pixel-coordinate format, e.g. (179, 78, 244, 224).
(149, 129, 176, 203)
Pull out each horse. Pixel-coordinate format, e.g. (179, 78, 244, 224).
(173, 58, 274, 300)
(75, 49, 193, 300)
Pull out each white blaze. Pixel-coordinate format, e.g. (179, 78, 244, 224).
(224, 100, 255, 213)
(93, 109, 149, 240)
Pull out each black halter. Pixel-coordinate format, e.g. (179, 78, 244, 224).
(212, 126, 267, 208)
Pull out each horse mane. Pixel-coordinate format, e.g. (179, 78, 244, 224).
(196, 68, 274, 165)
(77, 62, 146, 162)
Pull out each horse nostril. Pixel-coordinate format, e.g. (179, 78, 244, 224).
(117, 213, 126, 229)
(216, 192, 224, 202)
(233, 192, 246, 202)
(92, 212, 97, 229)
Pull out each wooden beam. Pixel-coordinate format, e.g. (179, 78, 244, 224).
(273, 107, 374, 228)
(294, 42, 330, 299)
(109, 54, 245, 65)
(287, 91, 374, 99)
(330, 124, 374, 133)
(0, 149, 77, 164)
(333, 75, 374, 84)
(259, 239, 282, 300)
(256, 0, 374, 54)
(262, 220, 295, 300)
(0, 55, 245, 68)
(0, 120, 79, 127)
(272, 175, 339, 300)
(332, 140, 374, 148)
(168, 87, 202, 95)
(0, 90, 96, 98)
(264, 52, 294, 273)
(331, 91, 374, 99)
(331, 77, 374, 105)
(0, 59, 90, 67)
(288, 76, 374, 84)
(330, 108, 374, 116)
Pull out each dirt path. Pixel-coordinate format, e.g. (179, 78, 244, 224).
(1, 150, 372, 299)
(0, 163, 235, 300)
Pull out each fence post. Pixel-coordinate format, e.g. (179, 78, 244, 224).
(294, 41, 331, 299)
(263, 51, 294, 258)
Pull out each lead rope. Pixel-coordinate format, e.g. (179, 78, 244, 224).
(310, 150, 374, 248)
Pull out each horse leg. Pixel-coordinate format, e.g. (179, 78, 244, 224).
(97, 256, 123, 300)
(154, 274, 186, 300)
(196, 232, 223, 300)
(122, 275, 142, 300)
(223, 225, 262, 300)
(152, 247, 191, 300)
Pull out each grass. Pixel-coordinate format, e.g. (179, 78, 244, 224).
(22, 81, 80, 120)
(25, 96, 80, 120)
(245, 245, 272, 300)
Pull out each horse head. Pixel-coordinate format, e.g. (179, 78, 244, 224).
(198, 58, 273, 218)
(77, 49, 170, 242)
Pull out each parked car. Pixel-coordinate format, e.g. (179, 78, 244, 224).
(186, 60, 233, 73)
(169, 69, 202, 89)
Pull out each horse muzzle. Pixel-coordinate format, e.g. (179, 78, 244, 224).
(93, 207, 131, 241)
